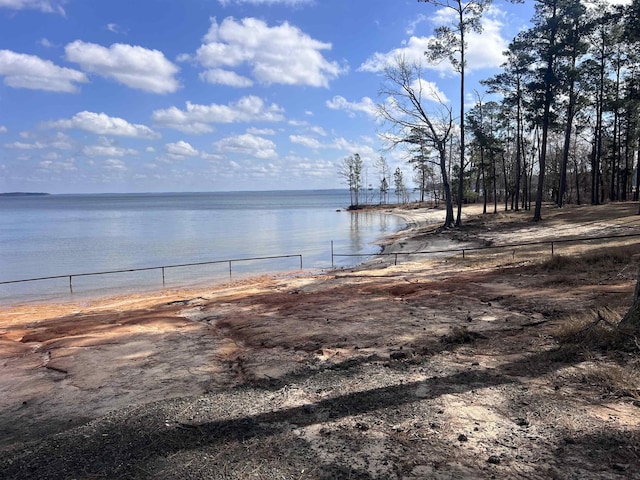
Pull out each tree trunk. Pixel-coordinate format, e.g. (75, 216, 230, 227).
(620, 268, 640, 330)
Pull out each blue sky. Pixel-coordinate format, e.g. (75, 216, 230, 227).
(0, 0, 541, 193)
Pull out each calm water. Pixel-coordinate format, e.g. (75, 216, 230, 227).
(0, 190, 404, 303)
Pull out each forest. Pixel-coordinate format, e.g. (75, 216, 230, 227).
(342, 0, 640, 230)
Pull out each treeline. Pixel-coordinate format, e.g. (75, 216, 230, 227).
(367, 0, 640, 227)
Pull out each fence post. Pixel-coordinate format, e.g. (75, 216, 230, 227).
(394, 253, 398, 266)
(229, 260, 233, 278)
(462, 249, 465, 259)
(162, 267, 165, 286)
(331, 241, 334, 268)
(551, 241, 554, 256)
(299, 255, 303, 270)
(69, 275, 73, 293)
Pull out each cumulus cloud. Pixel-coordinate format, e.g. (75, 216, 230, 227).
(4, 132, 73, 150)
(0, 49, 87, 93)
(164, 140, 199, 159)
(360, 9, 508, 76)
(152, 95, 284, 134)
(410, 78, 449, 103)
(0, 125, 7, 133)
(247, 127, 276, 135)
(186, 17, 345, 88)
(0, 0, 65, 14)
(289, 134, 322, 149)
(65, 40, 180, 93)
(46, 111, 160, 139)
(199, 68, 253, 87)
(326, 95, 378, 118)
(214, 133, 277, 159)
(289, 134, 376, 156)
(82, 139, 138, 157)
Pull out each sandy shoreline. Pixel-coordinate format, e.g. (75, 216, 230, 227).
(2, 202, 640, 479)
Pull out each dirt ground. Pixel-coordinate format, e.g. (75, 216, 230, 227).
(2, 202, 640, 479)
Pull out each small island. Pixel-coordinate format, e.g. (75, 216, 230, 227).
(0, 192, 50, 197)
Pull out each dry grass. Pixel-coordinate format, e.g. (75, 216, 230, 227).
(579, 362, 640, 400)
(440, 326, 484, 345)
(553, 310, 636, 351)
(552, 310, 640, 400)
(538, 245, 640, 274)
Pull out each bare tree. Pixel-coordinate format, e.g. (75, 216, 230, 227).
(378, 56, 455, 228)
(337, 153, 363, 207)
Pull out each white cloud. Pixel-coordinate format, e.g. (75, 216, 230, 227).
(214, 133, 277, 159)
(65, 40, 180, 93)
(289, 134, 322, 149)
(406, 13, 429, 35)
(106, 23, 126, 34)
(0, 125, 7, 133)
(409, 78, 449, 103)
(309, 125, 326, 136)
(247, 127, 276, 135)
(359, 36, 429, 73)
(326, 95, 377, 118)
(199, 68, 253, 87)
(0, 49, 87, 93)
(4, 132, 73, 150)
(39, 38, 55, 48)
(360, 10, 508, 76)
(164, 140, 199, 159)
(4, 141, 47, 149)
(47, 111, 160, 139)
(38, 158, 76, 172)
(0, 0, 65, 14)
(104, 158, 127, 171)
(82, 143, 138, 157)
(188, 17, 345, 88)
(289, 134, 376, 156)
(152, 95, 285, 134)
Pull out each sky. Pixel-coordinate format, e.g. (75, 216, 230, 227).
(0, 0, 554, 194)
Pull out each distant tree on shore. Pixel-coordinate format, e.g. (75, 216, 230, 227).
(393, 167, 406, 204)
(338, 153, 363, 207)
(375, 156, 390, 204)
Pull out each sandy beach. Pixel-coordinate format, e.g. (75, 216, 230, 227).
(2, 202, 640, 479)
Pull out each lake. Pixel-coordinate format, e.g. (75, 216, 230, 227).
(0, 190, 405, 303)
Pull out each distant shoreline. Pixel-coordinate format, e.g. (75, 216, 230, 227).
(0, 192, 50, 197)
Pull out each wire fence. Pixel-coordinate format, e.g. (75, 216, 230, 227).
(3, 232, 640, 298)
(0, 254, 304, 294)
(331, 232, 640, 267)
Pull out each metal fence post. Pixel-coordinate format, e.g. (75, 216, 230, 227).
(162, 267, 165, 286)
(69, 275, 73, 293)
(331, 240, 334, 268)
